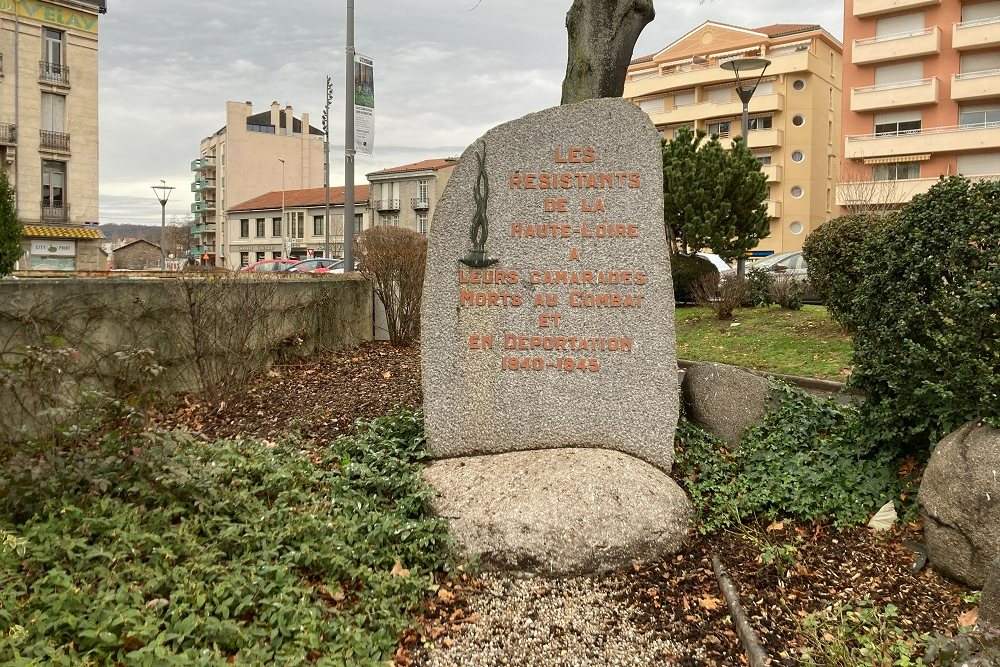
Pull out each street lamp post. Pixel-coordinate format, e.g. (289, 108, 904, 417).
(278, 157, 287, 258)
(721, 57, 771, 277)
(151, 180, 175, 270)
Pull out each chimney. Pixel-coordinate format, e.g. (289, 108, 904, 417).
(285, 105, 293, 135)
(270, 101, 280, 130)
(301, 112, 309, 135)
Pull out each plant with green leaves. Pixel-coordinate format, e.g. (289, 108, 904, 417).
(675, 382, 906, 532)
(801, 213, 896, 330)
(849, 176, 1000, 452)
(0, 169, 21, 277)
(0, 408, 454, 665)
(662, 126, 770, 263)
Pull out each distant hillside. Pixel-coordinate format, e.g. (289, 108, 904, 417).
(100, 223, 179, 243)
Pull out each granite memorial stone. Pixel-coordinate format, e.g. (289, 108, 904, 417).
(421, 97, 678, 471)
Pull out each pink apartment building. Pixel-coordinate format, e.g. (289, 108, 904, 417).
(839, 0, 1000, 211)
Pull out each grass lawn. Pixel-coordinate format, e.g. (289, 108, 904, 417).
(675, 305, 853, 381)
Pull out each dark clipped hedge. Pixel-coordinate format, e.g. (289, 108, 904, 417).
(672, 253, 718, 304)
(801, 213, 896, 329)
(850, 176, 1000, 451)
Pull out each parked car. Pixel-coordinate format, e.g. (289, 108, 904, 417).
(749, 251, 820, 304)
(284, 258, 344, 274)
(240, 258, 300, 273)
(696, 252, 732, 273)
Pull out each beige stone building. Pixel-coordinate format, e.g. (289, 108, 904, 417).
(3, 0, 106, 270)
(112, 238, 161, 270)
(624, 22, 844, 255)
(365, 158, 457, 234)
(191, 101, 325, 267)
(227, 185, 372, 267)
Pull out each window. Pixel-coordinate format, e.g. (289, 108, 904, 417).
(707, 86, 732, 103)
(962, 1, 1000, 22)
(294, 212, 304, 238)
(707, 120, 731, 137)
(753, 151, 772, 165)
(673, 90, 695, 107)
(960, 51, 1000, 75)
(873, 162, 920, 180)
(755, 80, 774, 95)
(789, 222, 804, 235)
(354, 213, 363, 235)
(255, 218, 265, 237)
(381, 213, 399, 227)
(874, 110, 922, 136)
(638, 98, 664, 114)
(314, 215, 324, 236)
(417, 180, 429, 204)
(874, 61, 923, 86)
(272, 251, 282, 260)
(239, 252, 249, 267)
(957, 153, 1000, 175)
(790, 185, 804, 198)
(791, 150, 805, 163)
(417, 213, 428, 234)
(272, 217, 282, 236)
(876, 12, 925, 39)
(792, 114, 805, 127)
(41, 160, 65, 207)
(41, 93, 65, 132)
(256, 252, 266, 262)
(793, 79, 806, 91)
(747, 116, 773, 130)
(43, 28, 63, 69)
(240, 219, 249, 238)
(960, 103, 1000, 127)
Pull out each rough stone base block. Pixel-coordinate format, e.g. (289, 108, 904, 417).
(422, 448, 692, 576)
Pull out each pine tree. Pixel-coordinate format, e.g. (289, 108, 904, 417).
(0, 169, 21, 277)
(662, 127, 770, 263)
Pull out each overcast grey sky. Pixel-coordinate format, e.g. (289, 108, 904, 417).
(99, 0, 843, 225)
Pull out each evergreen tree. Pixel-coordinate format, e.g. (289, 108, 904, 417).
(0, 169, 21, 277)
(662, 126, 770, 262)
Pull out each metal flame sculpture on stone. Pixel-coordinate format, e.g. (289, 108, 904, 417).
(460, 142, 498, 268)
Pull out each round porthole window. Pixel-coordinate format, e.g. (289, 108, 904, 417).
(791, 150, 805, 163)
(792, 114, 806, 127)
(793, 79, 806, 91)
(791, 185, 804, 198)
(789, 221, 804, 235)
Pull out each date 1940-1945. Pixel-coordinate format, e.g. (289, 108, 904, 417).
(502, 357, 600, 372)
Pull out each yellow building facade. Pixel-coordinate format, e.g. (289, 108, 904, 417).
(191, 101, 325, 267)
(2, 0, 106, 270)
(623, 22, 844, 255)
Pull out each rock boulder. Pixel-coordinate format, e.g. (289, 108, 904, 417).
(681, 362, 774, 447)
(422, 448, 692, 576)
(919, 421, 1000, 587)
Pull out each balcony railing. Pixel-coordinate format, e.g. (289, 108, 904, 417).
(191, 156, 217, 171)
(41, 203, 69, 222)
(191, 200, 217, 214)
(851, 27, 940, 64)
(191, 178, 216, 192)
(411, 198, 429, 210)
(850, 77, 938, 112)
(0, 123, 15, 146)
(844, 121, 1000, 158)
(953, 15, 1000, 50)
(39, 130, 70, 152)
(376, 198, 400, 212)
(853, 0, 940, 18)
(39, 61, 69, 86)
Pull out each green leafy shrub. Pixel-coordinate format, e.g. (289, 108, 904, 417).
(801, 213, 895, 329)
(675, 383, 904, 532)
(0, 408, 452, 665)
(850, 176, 1000, 451)
(743, 266, 775, 307)
(0, 169, 20, 277)
(796, 598, 931, 666)
(671, 253, 718, 304)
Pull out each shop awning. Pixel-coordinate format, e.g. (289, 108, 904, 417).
(23, 225, 104, 240)
(863, 154, 930, 165)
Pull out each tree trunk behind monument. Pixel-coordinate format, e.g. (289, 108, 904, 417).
(560, 0, 655, 105)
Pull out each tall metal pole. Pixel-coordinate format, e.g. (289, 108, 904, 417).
(160, 201, 166, 269)
(737, 101, 750, 277)
(323, 76, 332, 259)
(279, 158, 287, 258)
(343, 0, 355, 271)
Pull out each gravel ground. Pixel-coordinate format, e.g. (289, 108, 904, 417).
(412, 573, 706, 667)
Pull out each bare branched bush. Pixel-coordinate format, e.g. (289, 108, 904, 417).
(691, 273, 749, 320)
(354, 227, 427, 346)
(172, 273, 282, 404)
(768, 273, 804, 311)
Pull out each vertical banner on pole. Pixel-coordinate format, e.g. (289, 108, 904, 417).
(353, 53, 374, 155)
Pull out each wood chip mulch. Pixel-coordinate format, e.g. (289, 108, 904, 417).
(155, 342, 977, 665)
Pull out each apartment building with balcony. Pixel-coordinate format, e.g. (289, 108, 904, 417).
(226, 186, 372, 267)
(624, 22, 844, 255)
(365, 158, 458, 234)
(191, 100, 325, 266)
(3, 0, 107, 270)
(839, 0, 1000, 210)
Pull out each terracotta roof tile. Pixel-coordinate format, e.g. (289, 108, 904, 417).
(752, 23, 820, 38)
(229, 185, 371, 213)
(23, 225, 104, 239)
(366, 158, 457, 177)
